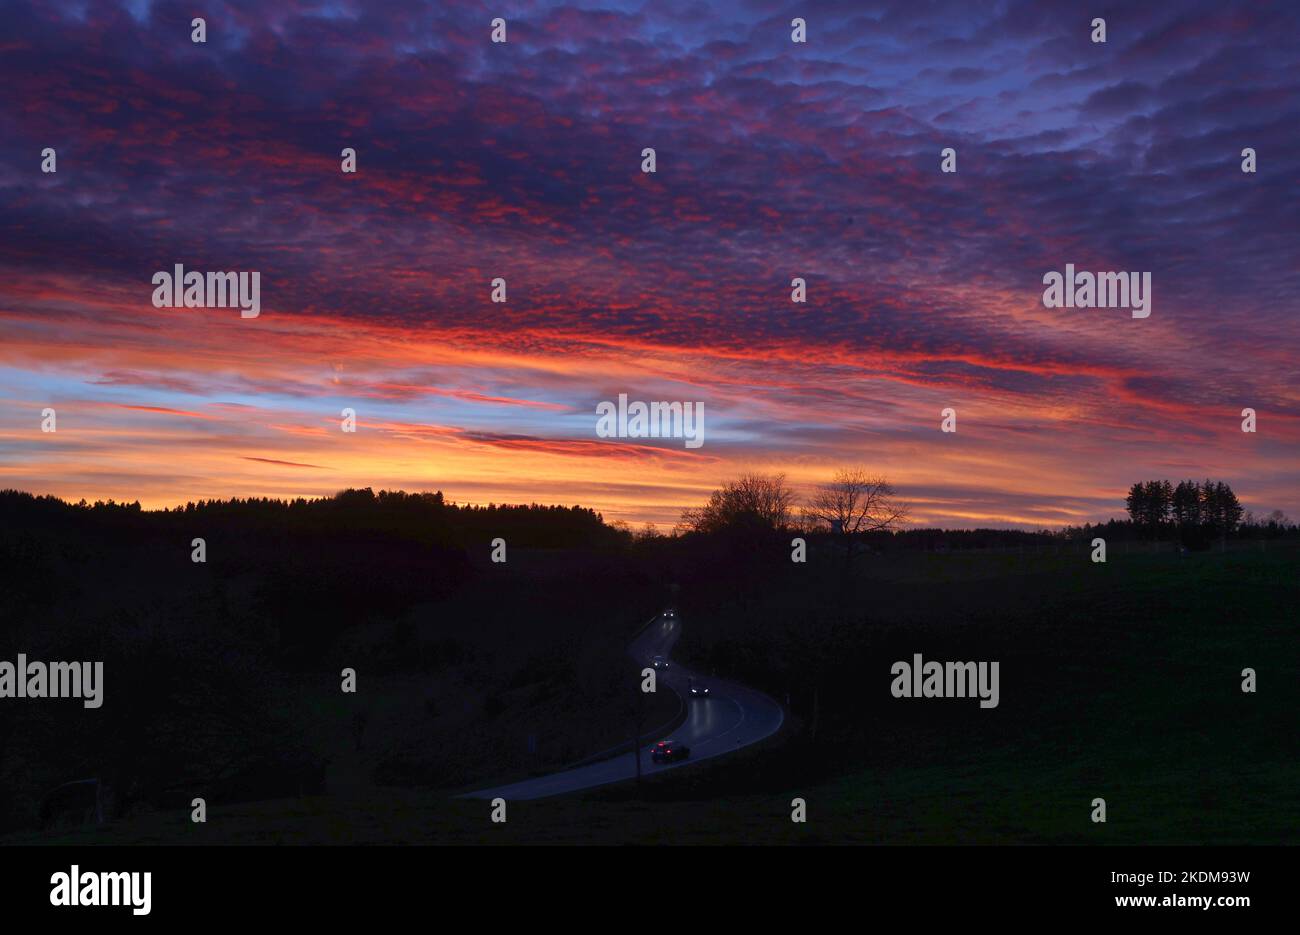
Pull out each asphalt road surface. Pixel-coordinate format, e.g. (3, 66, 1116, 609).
(465, 612, 784, 800)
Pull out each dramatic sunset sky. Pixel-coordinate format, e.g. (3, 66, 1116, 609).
(1, 0, 1296, 528)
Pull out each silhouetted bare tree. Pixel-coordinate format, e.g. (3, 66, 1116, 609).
(806, 470, 907, 554)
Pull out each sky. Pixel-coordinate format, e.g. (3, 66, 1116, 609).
(0, 0, 1296, 529)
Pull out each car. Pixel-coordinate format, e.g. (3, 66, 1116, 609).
(690, 680, 710, 697)
(651, 655, 669, 670)
(651, 740, 690, 763)
(663, 608, 676, 618)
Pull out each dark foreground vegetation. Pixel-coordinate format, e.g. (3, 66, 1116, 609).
(0, 488, 666, 835)
(2, 484, 1296, 844)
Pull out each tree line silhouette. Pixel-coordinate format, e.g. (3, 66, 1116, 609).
(668, 472, 1295, 551)
(0, 487, 622, 550)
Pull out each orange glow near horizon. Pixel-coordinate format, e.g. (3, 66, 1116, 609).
(3, 280, 1297, 531)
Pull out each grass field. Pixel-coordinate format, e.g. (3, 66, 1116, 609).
(7, 544, 1296, 845)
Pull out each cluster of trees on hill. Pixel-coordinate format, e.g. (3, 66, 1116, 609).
(1124, 479, 1244, 546)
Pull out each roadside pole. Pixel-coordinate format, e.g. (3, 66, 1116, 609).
(633, 679, 643, 790)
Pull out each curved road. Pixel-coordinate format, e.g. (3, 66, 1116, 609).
(465, 612, 784, 800)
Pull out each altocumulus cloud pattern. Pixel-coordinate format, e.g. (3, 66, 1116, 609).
(1, 0, 1296, 528)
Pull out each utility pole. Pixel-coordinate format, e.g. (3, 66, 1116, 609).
(633, 678, 644, 790)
